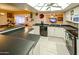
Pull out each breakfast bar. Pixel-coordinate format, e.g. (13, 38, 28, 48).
(0, 27, 40, 55)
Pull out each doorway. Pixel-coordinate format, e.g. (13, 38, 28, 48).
(15, 15, 25, 26)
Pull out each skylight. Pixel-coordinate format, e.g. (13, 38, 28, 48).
(27, 3, 70, 11)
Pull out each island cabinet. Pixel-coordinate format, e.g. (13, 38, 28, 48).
(48, 27, 55, 37)
(29, 26, 40, 35)
(48, 27, 65, 38)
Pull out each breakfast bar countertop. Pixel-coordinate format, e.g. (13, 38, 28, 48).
(34, 23, 78, 37)
(0, 27, 40, 55)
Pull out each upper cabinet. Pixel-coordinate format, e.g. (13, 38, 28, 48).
(64, 6, 79, 24)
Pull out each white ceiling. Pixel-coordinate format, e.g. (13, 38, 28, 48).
(8, 3, 38, 12)
(63, 3, 79, 12)
(27, 3, 70, 11)
(0, 3, 21, 11)
(0, 3, 79, 12)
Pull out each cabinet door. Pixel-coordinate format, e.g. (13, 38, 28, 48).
(29, 26, 39, 35)
(54, 27, 65, 38)
(48, 27, 55, 36)
(77, 38, 79, 55)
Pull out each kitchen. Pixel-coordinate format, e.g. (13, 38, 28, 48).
(29, 3, 79, 55)
(0, 3, 79, 55)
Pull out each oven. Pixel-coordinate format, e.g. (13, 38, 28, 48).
(72, 15, 79, 23)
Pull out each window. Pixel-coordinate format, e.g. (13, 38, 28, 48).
(15, 15, 25, 25)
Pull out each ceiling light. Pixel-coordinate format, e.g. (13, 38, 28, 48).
(27, 3, 70, 11)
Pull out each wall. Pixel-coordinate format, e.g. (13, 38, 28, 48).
(0, 3, 32, 26)
(0, 9, 31, 26)
(0, 12, 7, 25)
(34, 12, 63, 24)
(63, 6, 79, 28)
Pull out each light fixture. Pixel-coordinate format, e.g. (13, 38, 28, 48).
(0, 13, 5, 16)
(27, 3, 70, 11)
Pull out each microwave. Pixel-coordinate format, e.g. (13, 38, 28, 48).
(73, 15, 79, 23)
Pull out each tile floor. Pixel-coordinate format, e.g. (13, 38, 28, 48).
(29, 26, 70, 55)
(29, 36, 70, 55)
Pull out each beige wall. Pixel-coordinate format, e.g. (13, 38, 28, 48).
(34, 12, 63, 24)
(0, 13, 7, 25)
(63, 6, 79, 28)
(0, 3, 32, 26)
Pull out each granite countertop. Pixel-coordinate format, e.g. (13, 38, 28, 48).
(34, 23, 78, 37)
(0, 27, 40, 55)
(67, 30, 78, 37)
(60, 25, 78, 37)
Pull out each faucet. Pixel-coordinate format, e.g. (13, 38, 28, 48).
(41, 21, 44, 26)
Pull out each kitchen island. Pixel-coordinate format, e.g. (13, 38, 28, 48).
(0, 27, 40, 55)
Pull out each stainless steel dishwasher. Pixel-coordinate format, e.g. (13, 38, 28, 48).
(65, 30, 77, 55)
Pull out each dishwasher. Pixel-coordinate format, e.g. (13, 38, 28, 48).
(65, 30, 77, 55)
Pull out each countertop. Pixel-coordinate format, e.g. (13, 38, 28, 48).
(0, 27, 40, 55)
(60, 25, 78, 37)
(34, 23, 78, 37)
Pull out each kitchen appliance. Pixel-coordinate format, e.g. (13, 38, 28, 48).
(40, 22, 47, 36)
(66, 30, 77, 55)
(72, 14, 79, 23)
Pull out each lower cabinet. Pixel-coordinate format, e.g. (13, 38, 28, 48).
(48, 27, 55, 37)
(29, 48, 33, 55)
(29, 42, 40, 55)
(48, 27, 65, 38)
(77, 38, 79, 55)
(54, 27, 65, 38)
(29, 26, 40, 35)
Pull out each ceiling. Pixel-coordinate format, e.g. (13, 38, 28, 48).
(27, 3, 70, 11)
(0, 3, 35, 12)
(63, 3, 79, 12)
(0, 3, 79, 13)
(0, 3, 22, 11)
(8, 3, 38, 12)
